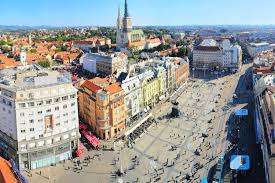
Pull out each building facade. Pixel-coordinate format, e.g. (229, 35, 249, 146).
(120, 75, 142, 126)
(79, 78, 126, 140)
(175, 58, 190, 88)
(0, 70, 79, 170)
(247, 42, 272, 58)
(82, 53, 128, 77)
(193, 39, 242, 71)
(140, 71, 161, 109)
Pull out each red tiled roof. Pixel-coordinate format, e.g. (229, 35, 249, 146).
(81, 80, 102, 93)
(0, 54, 21, 69)
(128, 41, 146, 47)
(0, 157, 19, 183)
(104, 83, 122, 94)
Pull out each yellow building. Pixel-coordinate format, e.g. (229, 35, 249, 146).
(79, 78, 126, 140)
(140, 71, 163, 109)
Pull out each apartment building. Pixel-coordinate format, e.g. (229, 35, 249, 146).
(118, 73, 142, 126)
(0, 68, 79, 170)
(193, 39, 242, 71)
(83, 52, 128, 77)
(78, 77, 126, 140)
(247, 42, 272, 58)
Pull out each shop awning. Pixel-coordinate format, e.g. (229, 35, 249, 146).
(82, 130, 100, 147)
(79, 123, 88, 130)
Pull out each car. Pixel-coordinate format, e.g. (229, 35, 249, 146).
(233, 94, 238, 99)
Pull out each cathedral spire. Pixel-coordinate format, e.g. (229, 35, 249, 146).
(118, 5, 121, 18)
(124, 0, 129, 17)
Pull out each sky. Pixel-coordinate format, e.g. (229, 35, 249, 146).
(1, 0, 275, 26)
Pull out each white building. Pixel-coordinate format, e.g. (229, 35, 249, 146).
(0, 69, 80, 170)
(119, 74, 142, 126)
(193, 39, 223, 69)
(223, 45, 242, 72)
(247, 42, 271, 58)
(193, 39, 242, 71)
(83, 52, 128, 77)
(82, 53, 98, 74)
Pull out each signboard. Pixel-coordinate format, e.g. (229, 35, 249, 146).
(235, 109, 248, 116)
(230, 155, 250, 170)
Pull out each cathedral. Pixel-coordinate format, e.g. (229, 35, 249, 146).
(116, 0, 161, 51)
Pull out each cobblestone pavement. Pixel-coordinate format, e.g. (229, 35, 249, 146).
(25, 67, 252, 183)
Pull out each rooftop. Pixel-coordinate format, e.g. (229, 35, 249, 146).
(0, 157, 20, 183)
(0, 67, 72, 91)
(249, 42, 270, 47)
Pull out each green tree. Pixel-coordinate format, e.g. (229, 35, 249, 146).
(37, 61, 51, 68)
(29, 49, 37, 53)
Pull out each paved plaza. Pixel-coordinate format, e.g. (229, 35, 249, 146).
(25, 66, 249, 183)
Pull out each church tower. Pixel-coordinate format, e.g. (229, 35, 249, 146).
(28, 32, 32, 44)
(20, 47, 27, 67)
(122, 0, 132, 46)
(116, 6, 123, 49)
(116, 0, 133, 50)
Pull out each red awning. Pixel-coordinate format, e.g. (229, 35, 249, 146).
(76, 145, 85, 157)
(82, 130, 100, 147)
(79, 123, 88, 130)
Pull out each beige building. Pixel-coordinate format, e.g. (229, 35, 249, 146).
(79, 78, 126, 140)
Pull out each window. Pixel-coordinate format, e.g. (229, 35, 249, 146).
(30, 128, 34, 132)
(8, 101, 12, 106)
(54, 98, 60, 103)
(64, 120, 68, 124)
(20, 112, 24, 117)
(62, 96, 68, 101)
(28, 93, 34, 98)
(29, 111, 34, 116)
(20, 94, 24, 97)
(72, 117, 76, 121)
(71, 110, 76, 114)
(2, 107, 5, 111)
(8, 110, 11, 114)
(63, 113, 68, 117)
(55, 106, 59, 111)
(63, 105, 67, 109)
(38, 111, 42, 114)
(19, 103, 26, 108)
(37, 101, 43, 106)
(28, 102, 35, 107)
(71, 102, 75, 107)
(29, 119, 34, 124)
(56, 123, 60, 126)
(21, 130, 26, 133)
(2, 99, 6, 104)
(70, 94, 76, 99)
(46, 99, 52, 104)
(39, 134, 43, 138)
(46, 109, 51, 113)
(38, 119, 43, 122)
(99, 96, 106, 101)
